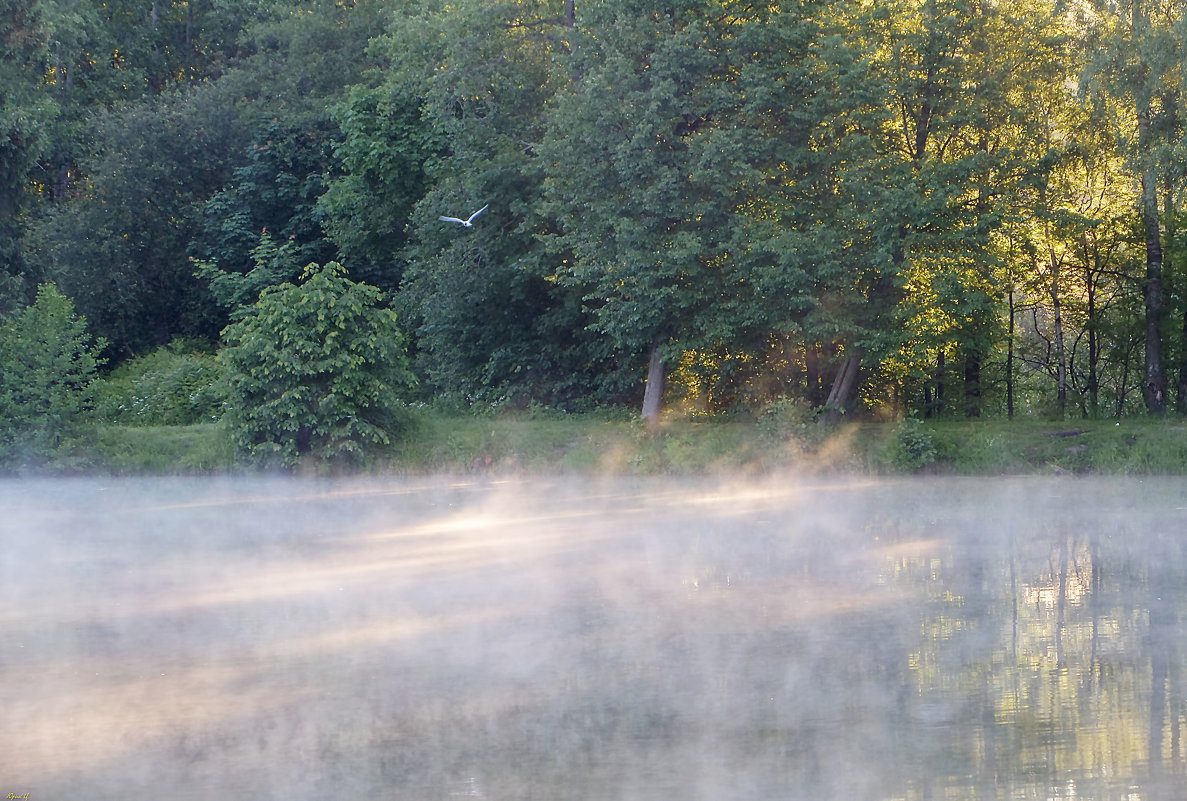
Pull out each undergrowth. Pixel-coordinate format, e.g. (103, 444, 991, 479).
(25, 411, 1187, 476)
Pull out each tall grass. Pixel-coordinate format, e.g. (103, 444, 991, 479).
(62, 409, 1187, 476)
(89, 424, 236, 474)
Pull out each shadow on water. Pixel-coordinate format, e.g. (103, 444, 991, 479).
(3, 475, 1187, 800)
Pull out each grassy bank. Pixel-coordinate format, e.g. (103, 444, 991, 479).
(59, 412, 1187, 476)
(923, 418, 1187, 475)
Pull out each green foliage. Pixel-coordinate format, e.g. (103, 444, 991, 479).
(0, 0, 54, 278)
(89, 423, 235, 474)
(7, 0, 1187, 430)
(388, 0, 633, 409)
(0, 284, 106, 469)
(220, 261, 415, 468)
(920, 419, 1187, 475)
(889, 416, 938, 472)
(541, 1, 739, 355)
(320, 84, 441, 287)
(398, 237, 633, 410)
(537, 0, 896, 414)
(195, 117, 339, 299)
(93, 341, 227, 426)
(20, 0, 390, 358)
(195, 230, 305, 318)
(24, 88, 251, 355)
(757, 396, 821, 450)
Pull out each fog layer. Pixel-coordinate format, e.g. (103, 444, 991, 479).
(3, 475, 1186, 800)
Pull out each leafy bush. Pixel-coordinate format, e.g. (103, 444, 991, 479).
(94, 341, 227, 425)
(757, 395, 824, 451)
(889, 415, 937, 471)
(0, 284, 106, 468)
(220, 261, 415, 468)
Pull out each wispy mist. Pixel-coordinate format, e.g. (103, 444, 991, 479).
(3, 475, 1186, 799)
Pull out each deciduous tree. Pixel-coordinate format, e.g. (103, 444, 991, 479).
(220, 261, 414, 467)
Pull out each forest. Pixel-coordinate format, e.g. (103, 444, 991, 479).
(4, 0, 1187, 466)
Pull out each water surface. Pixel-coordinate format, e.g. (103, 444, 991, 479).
(3, 475, 1186, 799)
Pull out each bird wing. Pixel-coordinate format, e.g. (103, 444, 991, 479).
(439, 216, 465, 224)
(465, 204, 489, 224)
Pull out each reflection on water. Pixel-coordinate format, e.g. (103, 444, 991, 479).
(3, 475, 1187, 800)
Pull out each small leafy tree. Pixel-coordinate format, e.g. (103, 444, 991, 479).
(0, 284, 107, 468)
(220, 262, 415, 467)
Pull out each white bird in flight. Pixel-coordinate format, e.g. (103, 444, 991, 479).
(439, 204, 489, 227)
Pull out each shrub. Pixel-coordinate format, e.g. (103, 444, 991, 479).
(220, 261, 415, 468)
(757, 395, 824, 451)
(889, 415, 937, 471)
(0, 284, 106, 468)
(94, 341, 227, 425)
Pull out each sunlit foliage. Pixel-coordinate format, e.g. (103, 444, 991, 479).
(5, 0, 1187, 427)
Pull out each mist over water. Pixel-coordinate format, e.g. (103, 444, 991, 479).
(3, 475, 1187, 799)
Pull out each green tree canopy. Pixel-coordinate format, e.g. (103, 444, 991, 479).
(220, 261, 414, 467)
(0, 282, 105, 468)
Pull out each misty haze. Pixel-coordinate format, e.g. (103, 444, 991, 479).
(4, 475, 1187, 799)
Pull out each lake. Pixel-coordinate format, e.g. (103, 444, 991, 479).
(3, 475, 1187, 799)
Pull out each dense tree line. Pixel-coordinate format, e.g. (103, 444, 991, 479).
(4, 0, 1187, 422)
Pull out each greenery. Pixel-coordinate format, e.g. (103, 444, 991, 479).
(6, 0, 1187, 472)
(87, 423, 235, 474)
(756, 396, 824, 452)
(92, 341, 226, 426)
(0, 284, 105, 470)
(219, 261, 415, 468)
(47, 412, 1187, 477)
(888, 416, 939, 472)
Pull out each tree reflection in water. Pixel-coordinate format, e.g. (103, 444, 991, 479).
(2, 475, 1186, 800)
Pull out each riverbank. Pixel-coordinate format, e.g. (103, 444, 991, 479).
(52, 412, 1187, 476)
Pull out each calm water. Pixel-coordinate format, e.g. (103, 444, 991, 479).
(3, 475, 1187, 799)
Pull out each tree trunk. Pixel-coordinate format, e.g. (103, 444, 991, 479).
(1116, 336, 1134, 417)
(804, 344, 823, 408)
(933, 350, 945, 417)
(1049, 242, 1067, 418)
(1141, 164, 1167, 414)
(1080, 230, 1101, 416)
(965, 129, 991, 421)
(641, 338, 665, 428)
(1133, 0, 1167, 414)
(964, 351, 981, 418)
(1178, 304, 1187, 414)
(1007, 286, 1016, 419)
(1086, 274, 1100, 418)
(821, 355, 860, 424)
(1167, 175, 1187, 414)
